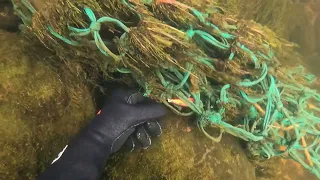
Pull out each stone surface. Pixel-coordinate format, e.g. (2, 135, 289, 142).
(106, 115, 318, 180)
(0, 30, 96, 179)
(0, 1, 20, 31)
(106, 116, 256, 180)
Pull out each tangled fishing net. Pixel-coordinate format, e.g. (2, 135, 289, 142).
(11, 0, 320, 177)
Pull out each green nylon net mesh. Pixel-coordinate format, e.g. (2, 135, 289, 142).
(11, 0, 320, 177)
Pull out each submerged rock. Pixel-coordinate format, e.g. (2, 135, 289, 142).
(0, 1, 20, 31)
(106, 115, 256, 180)
(106, 115, 318, 180)
(0, 30, 95, 179)
(255, 158, 317, 180)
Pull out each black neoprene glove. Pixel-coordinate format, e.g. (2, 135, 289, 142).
(123, 119, 163, 151)
(37, 89, 167, 180)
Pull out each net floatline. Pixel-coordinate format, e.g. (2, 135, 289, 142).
(14, 0, 320, 177)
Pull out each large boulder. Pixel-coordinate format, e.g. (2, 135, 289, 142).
(106, 115, 317, 180)
(106, 115, 256, 180)
(0, 30, 95, 179)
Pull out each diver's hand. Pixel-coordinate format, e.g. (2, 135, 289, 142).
(97, 89, 167, 153)
(37, 89, 167, 180)
(123, 120, 163, 152)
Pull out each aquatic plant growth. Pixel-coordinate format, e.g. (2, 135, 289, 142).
(0, 30, 95, 179)
(106, 117, 258, 180)
(11, 0, 320, 177)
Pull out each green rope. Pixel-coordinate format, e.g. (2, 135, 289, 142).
(172, 63, 193, 90)
(21, 0, 36, 14)
(14, 0, 320, 177)
(122, 0, 142, 19)
(240, 91, 265, 103)
(11, 0, 35, 25)
(190, 8, 235, 39)
(47, 26, 81, 46)
(68, 7, 129, 61)
(220, 84, 230, 103)
(194, 57, 216, 70)
(186, 29, 230, 50)
(116, 68, 132, 73)
(237, 42, 260, 69)
(238, 63, 268, 87)
(228, 52, 235, 61)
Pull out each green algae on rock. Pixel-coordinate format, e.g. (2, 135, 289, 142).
(106, 116, 256, 180)
(106, 115, 318, 180)
(0, 30, 95, 180)
(10, 0, 320, 178)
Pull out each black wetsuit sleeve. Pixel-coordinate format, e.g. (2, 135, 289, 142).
(37, 123, 111, 180)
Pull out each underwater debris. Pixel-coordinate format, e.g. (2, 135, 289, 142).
(11, 0, 320, 178)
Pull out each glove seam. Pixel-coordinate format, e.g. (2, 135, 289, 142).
(110, 122, 145, 152)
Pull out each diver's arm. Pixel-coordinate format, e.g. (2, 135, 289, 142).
(37, 90, 167, 180)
